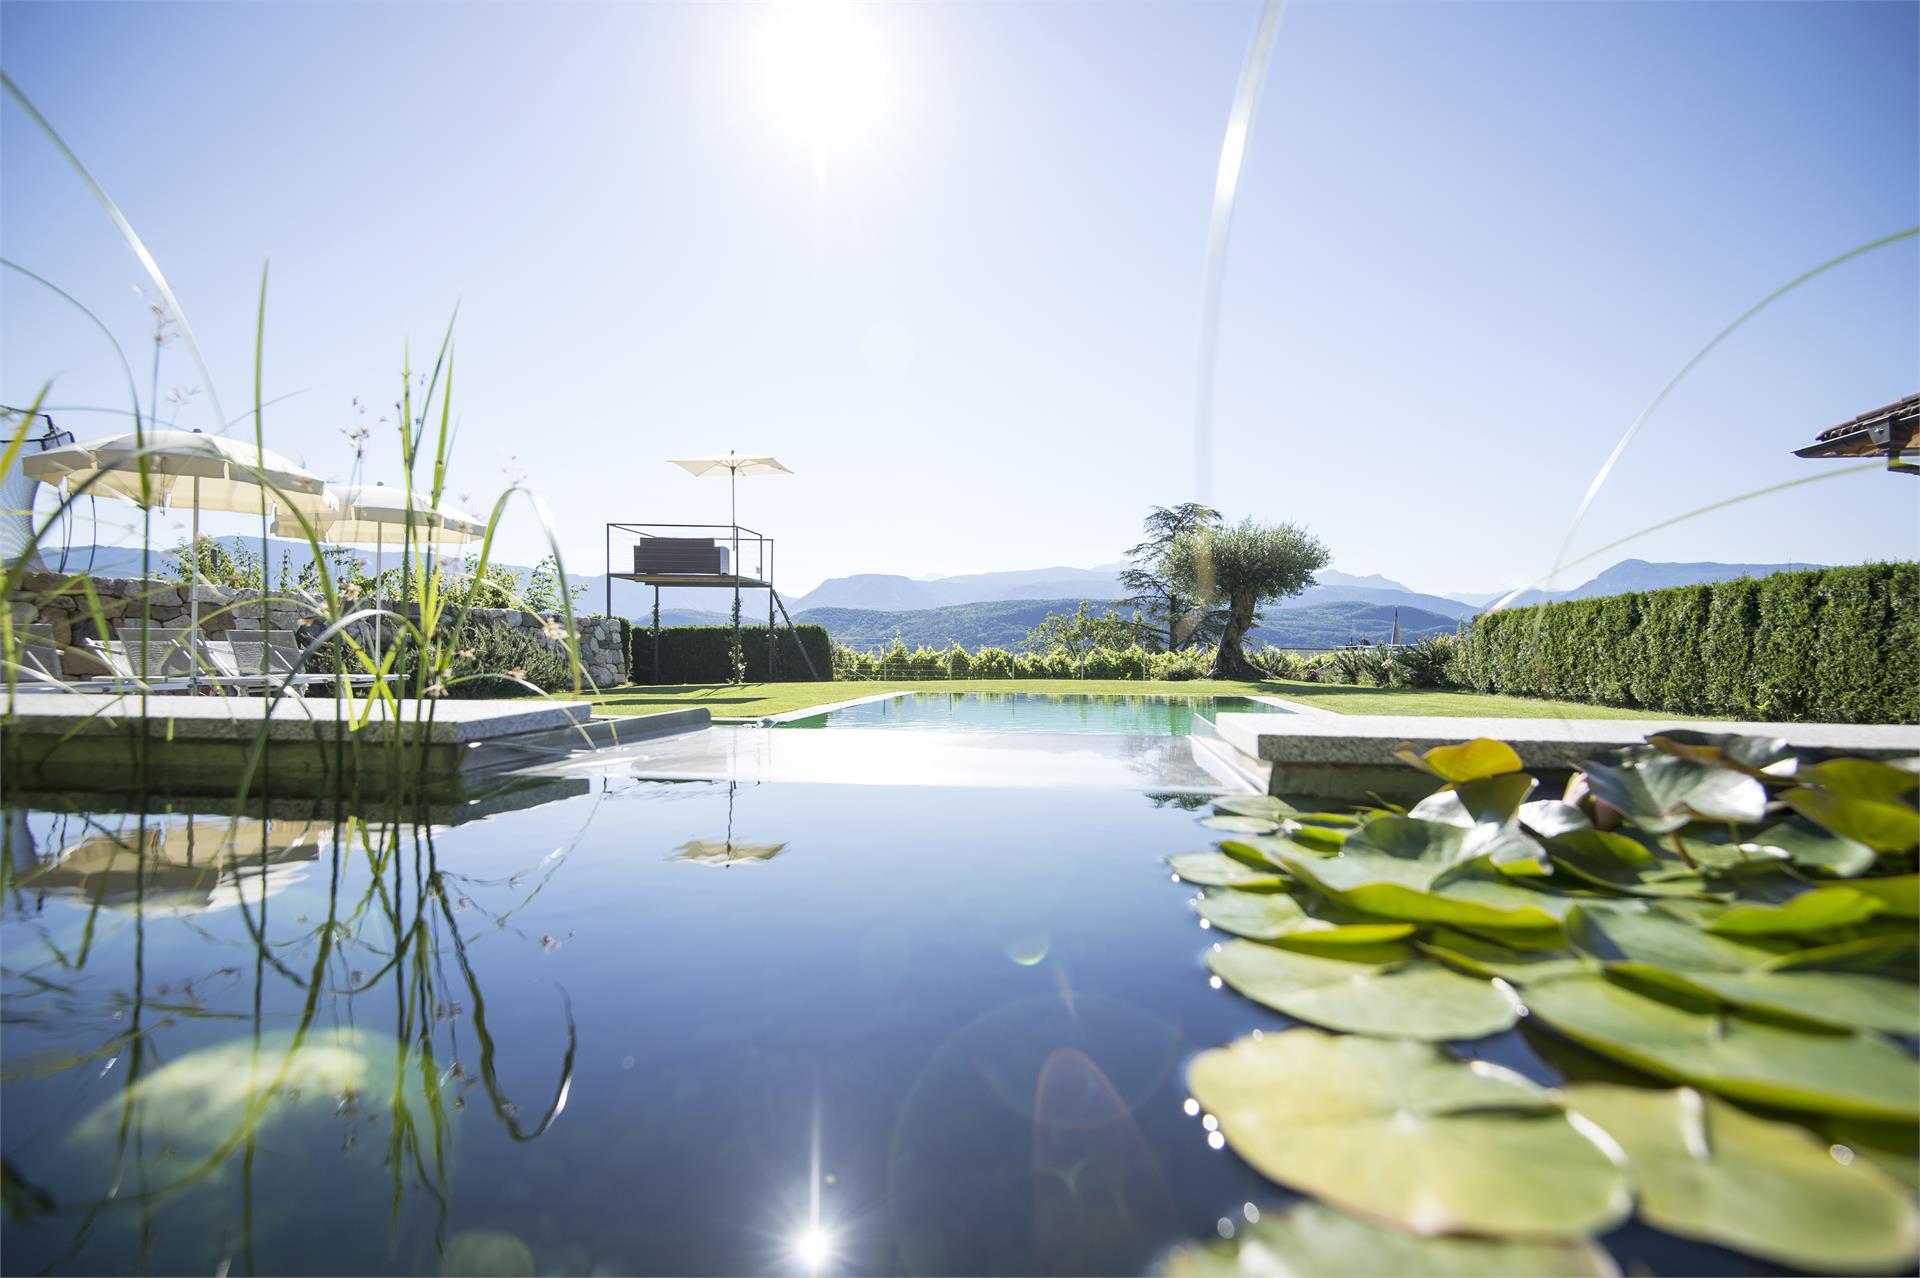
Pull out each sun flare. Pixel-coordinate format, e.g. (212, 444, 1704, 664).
(751, 1, 895, 159)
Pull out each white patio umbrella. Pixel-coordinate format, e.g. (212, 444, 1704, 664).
(274, 483, 486, 651)
(24, 429, 337, 683)
(666, 452, 792, 581)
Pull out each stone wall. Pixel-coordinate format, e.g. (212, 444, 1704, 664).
(8, 574, 625, 688)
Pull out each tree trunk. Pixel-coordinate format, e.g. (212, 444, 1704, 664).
(1210, 593, 1260, 679)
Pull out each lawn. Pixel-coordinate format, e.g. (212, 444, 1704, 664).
(573, 679, 1689, 721)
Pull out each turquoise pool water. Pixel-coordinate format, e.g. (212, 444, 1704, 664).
(1, 774, 1755, 1275)
(780, 691, 1291, 735)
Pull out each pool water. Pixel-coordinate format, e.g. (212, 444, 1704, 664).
(779, 692, 1291, 735)
(0, 777, 1759, 1277)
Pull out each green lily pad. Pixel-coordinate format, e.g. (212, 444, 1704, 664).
(1647, 730, 1795, 776)
(1419, 929, 1594, 985)
(1783, 788, 1918, 853)
(1395, 738, 1525, 783)
(1566, 902, 1917, 1032)
(1167, 852, 1286, 889)
(1207, 940, 1518, 1040)
(1568, 902, 1782, 971)
(1186, 1030, 1630, 1239)
(1218, 836, 1330, 868)
(1675, 968, 1919, 1036)
(1563, 1084, 1916, 1273)
(1192, 891, 1413, 946)
(1746, 819, 1876, 878)
(1822, 1117, 1920, 1193)
(1851, 874, 1918, 917)
(1157, 1202, 1616, 1277)
(1521, 972, 1920, 1121)
(1280, 818, 1569, 936)
(1704, 885, 1885, 936)
(1201, 815, 1283, 835)
(1212, 795, 1299, 821)
(1796, 758, 1920, 806)
(1581, 756, 1768, 834)
(1280, 824, 1349, 853)
(1547, 830, 1715, 898)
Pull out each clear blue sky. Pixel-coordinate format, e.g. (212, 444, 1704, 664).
(2, 1, 1914, 597)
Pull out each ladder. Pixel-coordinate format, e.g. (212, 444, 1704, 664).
(770, 588, 822, 682)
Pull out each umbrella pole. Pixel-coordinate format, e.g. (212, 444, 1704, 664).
(730, 464, 741, 679)
(375, 528, 384, 657)
(189, 476, 200, 690)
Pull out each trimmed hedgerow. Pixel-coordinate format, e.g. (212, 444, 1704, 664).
(631, 624, 832, 684)
(1454, 563, 1916, 724)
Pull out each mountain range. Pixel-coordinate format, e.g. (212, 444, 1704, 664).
(35, 540, 1829, 652)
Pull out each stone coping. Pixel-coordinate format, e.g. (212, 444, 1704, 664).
(2, 693, 592, 745)
(1211, 711, 1920, 768)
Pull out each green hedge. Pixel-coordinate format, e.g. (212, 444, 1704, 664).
(1454, 563, 1917, 723)
(631, 624, 832, 684)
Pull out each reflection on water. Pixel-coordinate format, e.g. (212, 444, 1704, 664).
(780, 692, 1291, 735)
(1, 772, 1640, 1276)
(3, 774, 1287, 1275)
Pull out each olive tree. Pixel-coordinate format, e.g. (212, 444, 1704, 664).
(1164, 518, 1331, 679)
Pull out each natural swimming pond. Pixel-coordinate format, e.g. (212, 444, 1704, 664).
(0, 768, 1838, 1277)
(778, 692, 1291, 735)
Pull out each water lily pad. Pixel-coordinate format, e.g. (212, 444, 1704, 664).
(441, 1230, 536, 1277)
(1580, 756, 1767, 834)
(1279, 818, 1568, 936)
(1796, 758, 1920, 806)
(1396, 738, 1525, 783)
(1212, 795, 1299, 821)
(1420, 929, 1594, 985)
(1157, 1202, 1617, 1277)
(1520, 800, 1593, 839)
(1822, 1117, 1920, 1193)
(1207, 940, 1517, 1040)
(1522, 972, 1920, 1121)
(1547, 830, 1714, 898)
(1783, 788, 1918, 852)
(1647, 730, 1795, 776)
(1851, 874, 1918, 917)
(1192, 891, 1413, 946)
(1674, 968, 1919, 1036)
(1745, 819, 1876, 878)
(1187, 1030, 1630, 1239)
(1202, 815, 1283, 835)
(1566, 902, 1917, 1032)
(1562, 1085, 1916, 1273)
(1567, 902, 1781, 971)
(1704, 885, 1885, 936)
(1167, 852, 1286, 889)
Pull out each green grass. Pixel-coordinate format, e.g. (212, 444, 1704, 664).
(574, 679, 1689, 721)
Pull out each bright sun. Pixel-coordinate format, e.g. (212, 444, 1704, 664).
(751, 1, 895, 160)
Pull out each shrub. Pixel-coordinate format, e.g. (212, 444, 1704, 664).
(964, 646, 1009, 678)
(1455, 563, 1917, 723)
(945, 645, 972, 677)
(631, 624, 832, 683)
(1326, 646, 1375, 685)
(1083, 644, 1150, 680)
(1148, 647, 1212, 681)
(1389, 635, 1457, 688)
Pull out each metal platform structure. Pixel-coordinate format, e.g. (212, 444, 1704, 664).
(604, 522, 820, 683)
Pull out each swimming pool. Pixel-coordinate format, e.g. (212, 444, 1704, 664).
(779, 691, 1291, 735)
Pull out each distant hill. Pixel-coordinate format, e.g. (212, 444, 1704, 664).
(790, 564, 1127, 611)
(796, 597, 1457, 652)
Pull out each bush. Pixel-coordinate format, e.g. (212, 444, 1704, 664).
(971, 646, 1015, 678)
(945, 645, 972, 678)
(1455, 563, 1917, 723)
(1083, 644, 1150, 680)
(631, 624, 832, 683)
(1147, 647, 1212, 681)
(1389, 635, 1457, 688)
